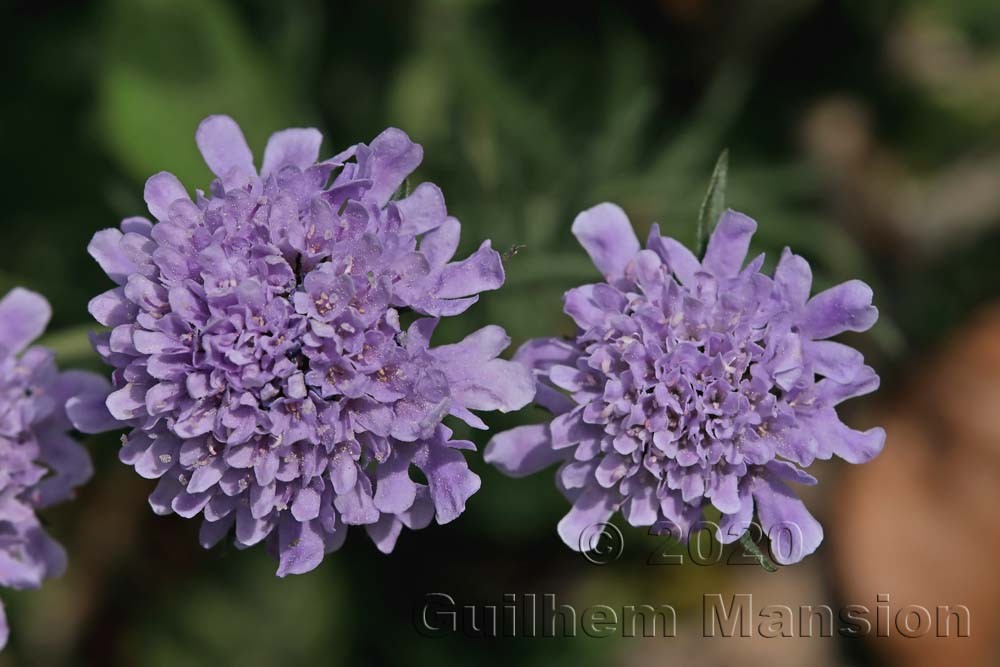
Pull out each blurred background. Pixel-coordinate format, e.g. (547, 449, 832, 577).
(2, 0, 1000, 664)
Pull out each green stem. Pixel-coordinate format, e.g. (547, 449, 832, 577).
(739, 531, 778, 573)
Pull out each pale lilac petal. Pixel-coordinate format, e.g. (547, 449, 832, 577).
(434, 242, 504, 299)
(717, 484, 754, 545)
(88, 288, 135, 327)
(702, 210, 756, 278)
(403, 317, 439, 352)
(291, 487, 321, 522)
(484, 424, 563, 477)
(646, 224, 700, 285)
(0, 288, 50, 354)
(774, 247, 812, 306)
(329, 455, 358, 495)
(195, 115, 255, 180)
(366, 514, 404, 554)
(249, 482, 275, 519)
(414, 438, 481, 524)
(373, 449, 416, 514)
(513, 337, 578, 371)
(396, 182, 447, 235)
(32, 431, 93, 508)
(143, 172, 190, 222)
(419, 218, 461, 267)
(334, 477, 379, 525)
(276, 516, 325, 577)
(818, 364, 880, 405)
(806, 408, 886, 463)
(88, 229, 136, 285)
(235, 506, 276, 546)
(66, 382, 118, 434)
(119, 432, 151, 466)
(399, 485, 435, 530)
(804, 340, 864, 383)
(322, 520, 348, 554)
(751, 473, 823, 565)
(764, 460, 818, 486)
(187, 457, 226, 493)
(365, 127, 423, 205)
(571, 203, 640, 279)
(708, 472, 741, 514)
(435, 326, 535, 414)
(261, 128, 323, 177)
(134, 434, 178, 479)
(149, 475, 183, 515)
(199, 515, 235, 548)
(172, 490, 212, 518)
(563, 285, 609, 330)
(623, 483, 658, 526)
(0, 528, 49, 588)
(801, 280, 879, 338)
(556, 486, 617, 551)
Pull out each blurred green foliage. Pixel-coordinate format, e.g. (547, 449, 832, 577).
(1, 0, 999, 665)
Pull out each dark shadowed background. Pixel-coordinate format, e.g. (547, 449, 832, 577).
(2, 0, 999, 665)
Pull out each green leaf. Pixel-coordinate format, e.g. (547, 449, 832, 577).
(37, 325, 102, 369)
(696, 149, 729, 256)
(97, 0, 305, 185)
(500, 252, 603, 287)
(139, 550, 347, 667)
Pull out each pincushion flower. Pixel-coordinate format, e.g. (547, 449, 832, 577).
(0, 289, 113, 648)
(485, 204, 884, 564)
(87, 115, 533, 575)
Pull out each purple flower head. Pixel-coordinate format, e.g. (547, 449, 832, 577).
(0, 289, 113, 648)
(485, 204, 885, 564)
(87, 116, 534, 575)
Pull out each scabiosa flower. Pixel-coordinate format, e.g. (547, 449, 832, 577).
(87, 115, 533, 575)
(485, 204, 885, 564)
(0, 288, 113, 649)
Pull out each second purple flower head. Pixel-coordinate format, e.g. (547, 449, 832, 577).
(486, 203, 885, 564)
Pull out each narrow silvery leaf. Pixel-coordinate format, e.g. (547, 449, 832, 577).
(696, 149, 729, 256)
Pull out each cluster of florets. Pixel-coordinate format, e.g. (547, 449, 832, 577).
(486, 204, 884, 563)
(0, 288, 112, 647)
(88, 116, 533, 575)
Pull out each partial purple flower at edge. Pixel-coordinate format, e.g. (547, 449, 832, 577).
(87, 116, 534, 576)
(485, 203, 885, 564)
(0, 288, 115, 649)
